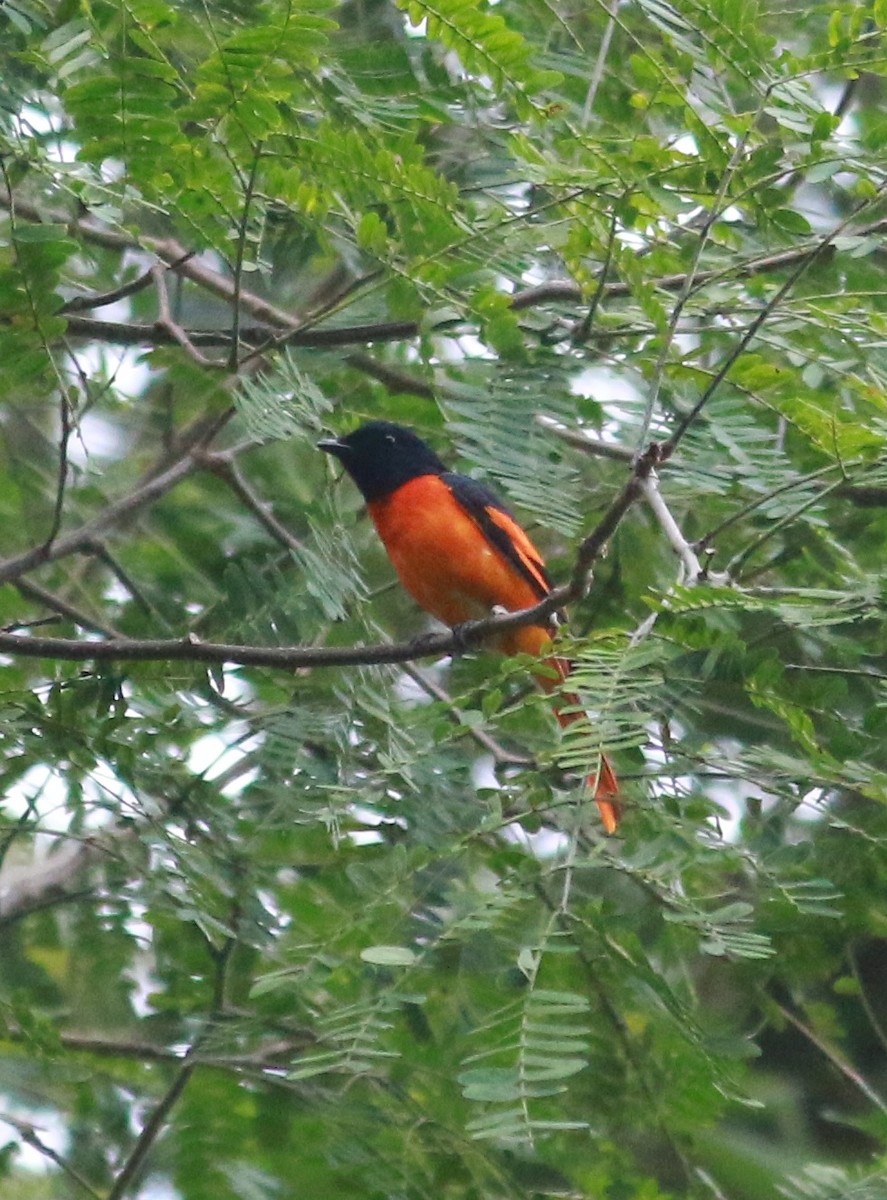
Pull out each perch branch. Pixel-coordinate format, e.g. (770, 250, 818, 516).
(0, 445, 661, 671)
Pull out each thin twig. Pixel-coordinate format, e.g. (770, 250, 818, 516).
(400, 662, 534, 766)
(229, 151, 262, 369)
(769, 995, 887, 1118)
(535, 415, 635, 462)
(581, 0, 618, 124)
(848, 943, 887, 1060)
(13, 578, 123, 638)
(106, 1052, 198, 1200)
(59, 254, 194, 313)
(42, 387, 73, 554)
(151, 264, 221, 368)
(664, 180, 887, 456)
(0, 1111, 102, 1198)
(83, 540, 156, 615)
(573, 208, 618, 345)
(201, 453, 306, 553)
(639, 95, 767, 454)
(724, 476, 849, 579)
(694, 463, 841, 552)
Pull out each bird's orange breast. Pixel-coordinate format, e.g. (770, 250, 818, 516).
(367, 474, 548, 639)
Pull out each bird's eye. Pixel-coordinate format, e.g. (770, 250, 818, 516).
(386, 434, 396, 444)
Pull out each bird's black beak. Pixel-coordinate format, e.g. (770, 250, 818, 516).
(317, 437, 348, 458)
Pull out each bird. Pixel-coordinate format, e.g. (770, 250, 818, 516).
(318, 420, 620, 833)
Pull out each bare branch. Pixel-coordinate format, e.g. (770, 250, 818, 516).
(7, 185, 887, 363)
(0, 619, 538, 671)
(535, 414, 635, 462)
(638, 474, 704, 584)
(345, 352, 436, 400)
(151, 264, 224, 368)
(60, 313, 419, 349)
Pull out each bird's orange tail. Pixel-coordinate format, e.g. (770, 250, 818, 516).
(505, 624, 621, 834)
(551, 676, 621, 835)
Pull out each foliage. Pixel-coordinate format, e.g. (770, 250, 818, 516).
(1, 0, 887, 1196)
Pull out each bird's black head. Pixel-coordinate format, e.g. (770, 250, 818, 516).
(318, 421, 449, 502)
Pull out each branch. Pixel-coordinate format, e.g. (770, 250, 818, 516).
(60, 313, 422, 349)
(3, 1026, 313, 1071)
(0, 1110, 102, 1198)
(345, 351, 436, 400)
(200, 452, 306, 553)
(535, 414, 635, 462)
(0, 446, 660, 670)
(0, 617, 547, 671)
(0, 187, 303, 329)
(7, 185, 886, 357)
(151, 263, 223, 368)
(83, 540, 156, 616)
(43, 387, 73, 553)
(107, 1051, 197, 1200)
(13, 577, 122, 637)
(769, 995, 887, 1119)
(511, 215, 887, 309)
(570, 442, 660, 590)
(638, 474, 704, 584)
(60, 258, 191, 314)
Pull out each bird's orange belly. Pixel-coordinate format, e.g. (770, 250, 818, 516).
(367, 475, 544, 633)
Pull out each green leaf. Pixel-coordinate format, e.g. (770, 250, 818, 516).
(360, 944, 417, 965)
